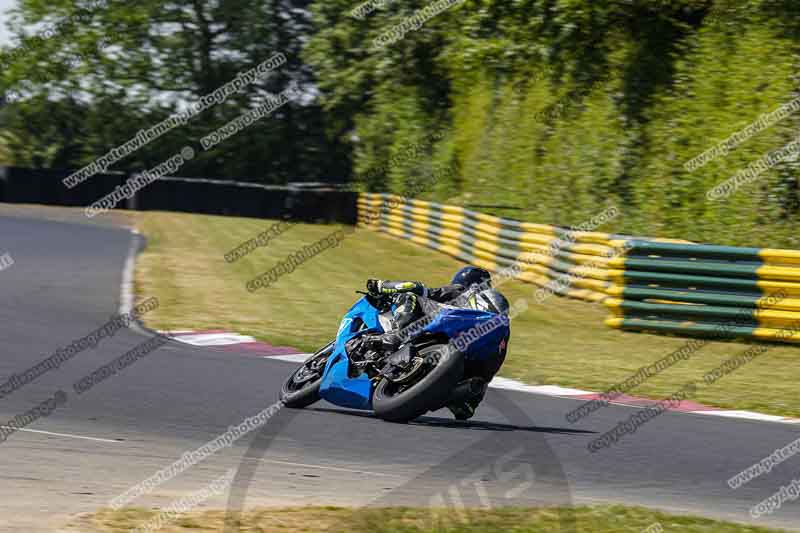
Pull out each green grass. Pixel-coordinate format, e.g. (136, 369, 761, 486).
(76, 504, 790, 532)
(133, 211, 800, 418)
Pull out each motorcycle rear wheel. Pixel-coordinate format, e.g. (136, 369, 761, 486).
(280, 342, 333, 408)
(372, 344, 463, 423)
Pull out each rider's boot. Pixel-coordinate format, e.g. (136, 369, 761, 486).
(447, 378, 487, 421)
(448, 402, 477, 421)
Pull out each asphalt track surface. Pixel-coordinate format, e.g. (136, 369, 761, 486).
(1, 209, 799, 532)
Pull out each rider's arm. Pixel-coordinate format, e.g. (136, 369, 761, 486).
(427, 284, 466, 303)
(366, 279, 428, 297)
(366, 281, 468, 303)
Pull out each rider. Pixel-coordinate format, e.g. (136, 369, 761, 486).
(355, 266, 510, 420)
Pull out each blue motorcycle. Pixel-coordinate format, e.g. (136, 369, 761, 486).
(280, 291, 510, 422)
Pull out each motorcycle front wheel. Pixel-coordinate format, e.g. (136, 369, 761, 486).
(280, 342, 333, 408)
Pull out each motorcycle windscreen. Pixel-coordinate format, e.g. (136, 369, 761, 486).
(318, 351, 373, 410)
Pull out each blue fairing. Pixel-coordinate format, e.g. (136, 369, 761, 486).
(421, 307, 509, 362)
(318, 297, 383, 410)
(318, 296, 510, 411)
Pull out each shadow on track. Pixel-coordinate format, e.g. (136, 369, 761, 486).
(306, 406, 596, 434)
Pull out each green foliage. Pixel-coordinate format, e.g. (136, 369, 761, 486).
(307, 0, 800, 247)
(633, 6, 800, 246)
(3, 0, 798, 246)
(0, 0, 350, 183)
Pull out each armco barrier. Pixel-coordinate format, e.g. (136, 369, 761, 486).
(0, 166, 358, 224)
(358, 193, 800, 345)
(604, 241, 800, 344)
(357, 193, 629, 303)
(0, 166, 127, 207)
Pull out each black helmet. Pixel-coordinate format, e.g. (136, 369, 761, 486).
(451, 266, 491, 288)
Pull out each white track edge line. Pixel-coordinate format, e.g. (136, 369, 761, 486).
(260, 458, 405, 478)
(2, 426, 121, 443)
(119, 228, 139, 317)
(177, 334, 800, 426)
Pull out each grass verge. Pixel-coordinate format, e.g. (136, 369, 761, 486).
(76, 505, 789, 532)
(132, 211, 800, 418)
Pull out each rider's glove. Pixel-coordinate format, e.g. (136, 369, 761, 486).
(366, 279, 382, 295)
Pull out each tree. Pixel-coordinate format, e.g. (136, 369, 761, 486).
(0, 0, 350, 182)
